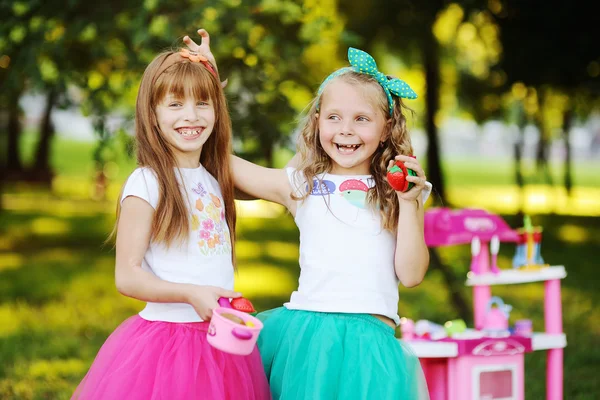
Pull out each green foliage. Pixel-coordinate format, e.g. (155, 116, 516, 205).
(0, 0, 346, 169)
(455, 0, 600, 124)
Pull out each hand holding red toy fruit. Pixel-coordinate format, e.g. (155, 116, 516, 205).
(386, 155, 428, 201)
(387, 160, 416, 192)
(218, 296, 256, 313)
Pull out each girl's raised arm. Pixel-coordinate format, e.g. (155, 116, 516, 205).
(183, 29, 219, 75)
(230, 155, 293, 210)
(390, 155, 430, 287)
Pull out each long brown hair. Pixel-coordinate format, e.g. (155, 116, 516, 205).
(294, 71, 413, 232)
(114, 50, 236, 263)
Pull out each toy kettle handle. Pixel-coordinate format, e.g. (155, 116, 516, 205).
(486, 296, 505, 312)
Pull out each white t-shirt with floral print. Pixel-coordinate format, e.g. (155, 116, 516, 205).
(121, 165, 233, 322)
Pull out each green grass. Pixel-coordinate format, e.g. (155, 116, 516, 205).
(18, 131, 137, 187)
(1, 134, 598, 398)
(1, 201, 599, 399)
(444, 158, 600, 188)
(0, 203, 300, 399)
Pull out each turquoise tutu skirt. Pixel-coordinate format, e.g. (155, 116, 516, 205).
(257, 307, 429, 400)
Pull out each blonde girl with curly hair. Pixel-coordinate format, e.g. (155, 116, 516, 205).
(186, 31, 432, 399)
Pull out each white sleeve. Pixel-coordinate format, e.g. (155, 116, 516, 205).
(285, 167, 308, 198)
(121, 168, 160, 209)
(422, 181, 433, 204)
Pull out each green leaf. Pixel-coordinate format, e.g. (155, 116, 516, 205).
(88, 71, 105, 90)
(12, 2, 30, 17)
(143, 0, 159, 11)
(149, 16, 169, 37)
(29, 17, 44, 31)
(80, 25, 97, 42)
(39, 58, 59, 83)
(9, 26, 26, 44)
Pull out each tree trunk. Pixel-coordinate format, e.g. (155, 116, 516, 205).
(562, 107, 573, 196)
(535, 112, 553, 186)
(422, 29, 446, 205)
(263, 138, 274, 168)
(257, 115, 275, 168)
(33, 89, 58, 182)
(514, 105, 526, 221)
(6, 99, 23, 177)
(513, 138, 525, 221)
(0, 169, 3, 213)
(0, 120, 4, 213)
(92, 117, 109, 200)
(535, 138, 553, 185)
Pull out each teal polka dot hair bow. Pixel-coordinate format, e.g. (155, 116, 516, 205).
(317, 47, 417, 115)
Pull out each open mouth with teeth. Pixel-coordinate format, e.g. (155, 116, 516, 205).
(176, 128, 204, 140)
(335, 143, 362, 154)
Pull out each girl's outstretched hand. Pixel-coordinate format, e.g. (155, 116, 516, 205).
(183, 29, 218, 73)
(387, 155, 428, 202)
(186, 285, 241, 320)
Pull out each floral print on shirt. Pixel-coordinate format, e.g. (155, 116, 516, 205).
(190, 183, 231, 256)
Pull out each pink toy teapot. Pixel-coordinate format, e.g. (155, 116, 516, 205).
(482, 297, 512, 332)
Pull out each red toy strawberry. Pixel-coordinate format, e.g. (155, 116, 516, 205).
(387, 160, 417, 192)
(230, 297, 256, 313)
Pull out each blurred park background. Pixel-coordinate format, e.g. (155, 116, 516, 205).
(1, 0, 599, 398)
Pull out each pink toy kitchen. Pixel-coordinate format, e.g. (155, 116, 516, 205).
(402, 208, 567, 400)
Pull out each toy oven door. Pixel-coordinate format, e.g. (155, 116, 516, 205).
(472, 364, 518, 400)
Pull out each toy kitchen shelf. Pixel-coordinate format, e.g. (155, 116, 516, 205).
(408, 332, 567, 359)
(404, 208, 568, 400)
(465, 265, 567, 286)
(466, 264, 567, 353)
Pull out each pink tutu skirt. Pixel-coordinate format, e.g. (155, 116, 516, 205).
(72, 315, 270, 400)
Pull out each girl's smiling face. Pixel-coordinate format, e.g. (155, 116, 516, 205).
(155, 94, 215, 168)
(317, 79, 388, 175)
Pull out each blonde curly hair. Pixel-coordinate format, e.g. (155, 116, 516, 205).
(293, 70, 414, 232)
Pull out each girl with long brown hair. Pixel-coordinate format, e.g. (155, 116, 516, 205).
(72, 47, 269, 399)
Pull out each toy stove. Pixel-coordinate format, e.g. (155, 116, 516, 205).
(402, 208, 567, 400)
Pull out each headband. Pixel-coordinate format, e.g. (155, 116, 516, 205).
(317, 47, 417, 115)
(152, 48, 218, 84)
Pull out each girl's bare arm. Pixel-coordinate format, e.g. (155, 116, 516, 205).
(390, 155, 430, 286)
(114, 196, 240, 319)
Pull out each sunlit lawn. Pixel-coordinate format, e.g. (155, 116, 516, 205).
(1, 135, 599, 398)
(15, 132, 600, 216)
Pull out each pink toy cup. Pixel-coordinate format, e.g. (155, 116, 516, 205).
(515, 319, 533, 336)
(400, 318, 415, 340)
(207, 307, 263, 355)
